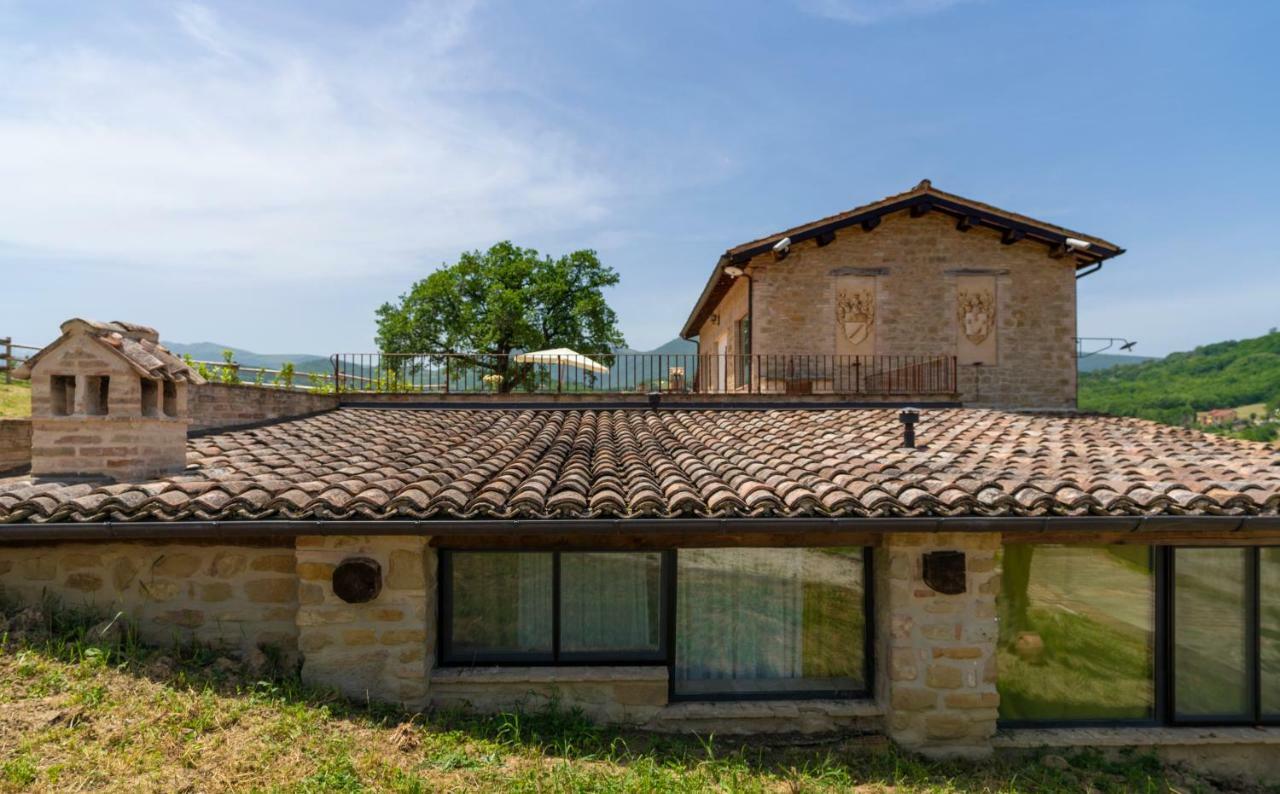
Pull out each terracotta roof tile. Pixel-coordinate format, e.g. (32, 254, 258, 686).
(1, 407, 1278, 525)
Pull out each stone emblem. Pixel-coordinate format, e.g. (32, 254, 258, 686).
(956, 289, 995, 345)
(836, 289, 875, 346)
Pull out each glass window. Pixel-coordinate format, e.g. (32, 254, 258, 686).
(443, 551, 666, 664)
(674, 548, 866, 697)
(560, 552, 663, 658)
(1264, 548, 1280, 718)
(997, 545, 1155, 722)
(1173, 548, 1252, 720)
(448, 552, 553, 661)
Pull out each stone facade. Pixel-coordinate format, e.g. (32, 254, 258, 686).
(876, 532, 1000, 759)
(697, 210, 1078, 408)
(0, 418, 31, 472)
(429, 666, 883, 735)
(294, 535, 436, 709)
(190, 382, 338, 433)
(0, 541, 299, 656)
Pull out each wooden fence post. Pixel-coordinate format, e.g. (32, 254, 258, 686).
(2, 337, 10, 384)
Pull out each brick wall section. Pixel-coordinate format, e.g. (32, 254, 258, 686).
(698, 210, 1078, 408)
(0, 419, 31, 472)
(30, 416, 187, 480)
(190, 383, 338, 432)
(877, 532, 1000, 759)
(0, 541, 299, 657)
(294, 535, 435, 709)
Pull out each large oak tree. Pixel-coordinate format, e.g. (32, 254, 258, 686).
(375, 242, 625, 391)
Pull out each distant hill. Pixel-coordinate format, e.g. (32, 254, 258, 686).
(1077, 353, 1154, 373)
(1078, 330, 1280, 425)
(161, 342, 333, 375)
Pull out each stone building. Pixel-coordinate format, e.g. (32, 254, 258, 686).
(1, 184, 1277, 778)
(681, 180, 1125, 409)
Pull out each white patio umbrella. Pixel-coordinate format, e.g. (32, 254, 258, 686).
(513, 347, 609, 374)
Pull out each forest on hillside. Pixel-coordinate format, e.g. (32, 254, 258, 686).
(1078, 330, 1280, 436)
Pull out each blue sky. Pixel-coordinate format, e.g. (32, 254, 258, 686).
(2, 0, 1277, 356)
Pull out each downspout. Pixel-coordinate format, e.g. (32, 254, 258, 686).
(1075, 262, 1103, 280)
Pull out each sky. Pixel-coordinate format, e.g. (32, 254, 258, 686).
(2, 0, 1277, 357)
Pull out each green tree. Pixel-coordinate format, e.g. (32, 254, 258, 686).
(375, 242, 625, 392)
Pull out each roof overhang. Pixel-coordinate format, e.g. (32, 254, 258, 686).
(680, 186, 1126, 339)
(1, 515, 1276, 543)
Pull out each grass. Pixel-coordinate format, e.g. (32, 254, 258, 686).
(0, 380, 30, 419)
(0, 601, 1255, 793)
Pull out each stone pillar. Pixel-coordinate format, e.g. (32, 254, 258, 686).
(295, 535, 435, 709)
(876, 532, 1000, 759)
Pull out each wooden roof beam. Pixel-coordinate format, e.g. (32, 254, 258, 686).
(1001, 228, 1026, 245)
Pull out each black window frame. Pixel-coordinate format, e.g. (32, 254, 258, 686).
(439, 549, 674, 667)
(997, 544, 1279, 729)
(438, 547, 875, 703)
(1166, 545, 1278, 727)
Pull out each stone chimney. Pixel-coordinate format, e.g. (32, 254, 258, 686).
(14, 319, 204, 481)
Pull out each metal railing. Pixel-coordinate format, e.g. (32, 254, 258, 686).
(186, 359, 336, 392)
(330, 353, 958, 396)
(1, 338, 38, 384)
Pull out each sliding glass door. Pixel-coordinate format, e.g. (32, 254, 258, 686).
(1170, 546, 1279, 725)
(1262, 548, 1280, 719)
(1171, 548, 1252, 721)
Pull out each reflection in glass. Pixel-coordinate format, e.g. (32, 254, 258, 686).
(450, 552, 553, 659)
(1174, 547, 1251, 719)
(1262, 548, 1280, 717)
(997, 545, 1154, 721)
(674, 548, 865, 696)
(560, 552, 663, 656)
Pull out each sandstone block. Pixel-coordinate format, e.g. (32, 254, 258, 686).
(245, 578, 296, 604)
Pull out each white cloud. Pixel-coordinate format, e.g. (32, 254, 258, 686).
(795, 0, 978, 25)
(0, 1, 613, 279)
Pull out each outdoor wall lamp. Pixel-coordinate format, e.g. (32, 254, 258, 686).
(332, 557, 382, 604)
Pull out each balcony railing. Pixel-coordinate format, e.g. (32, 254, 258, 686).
(331, 353, 957, 397)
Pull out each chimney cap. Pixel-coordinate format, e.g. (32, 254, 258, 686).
(18, 317, 203, 384)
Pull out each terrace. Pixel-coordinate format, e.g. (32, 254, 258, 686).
(327, 352, 959, 401)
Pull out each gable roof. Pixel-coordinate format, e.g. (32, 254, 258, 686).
(680, 180, 1126, 339)
(15, 318, 204, 384)
(2, 406, 1276, 526)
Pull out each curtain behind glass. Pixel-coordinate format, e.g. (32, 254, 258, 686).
(674, 548, 864, 696)
(560, 552, 662, 655)
(1174, 547, 1251, 719)
(450, 552, 553, 659)
(1260, 548, 1279, 717)
(996, 545, 1154, 721)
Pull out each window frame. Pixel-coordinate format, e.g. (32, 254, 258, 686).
(997, 544, 1280, 729)
(1166, 545, 1278, 727)
(667, 546, 874, 703)
(438, 547, 875, 703)
(438, 549, 674, 667)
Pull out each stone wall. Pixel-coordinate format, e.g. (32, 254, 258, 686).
(429, 666, 883, 734)
(0, 541, 299, 656)
(190, 382, 338, 432)
(0, 418, 31, 472)
(294, 535, 435, 709)
(877, 532, 1001, 759)
(697, 210, 1078, 408)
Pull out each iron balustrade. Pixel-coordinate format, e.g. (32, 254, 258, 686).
(329, 353, 958, 396)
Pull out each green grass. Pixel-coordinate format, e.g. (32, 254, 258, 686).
(0, 380, 30, 419)
(0, 600, 1249, 793)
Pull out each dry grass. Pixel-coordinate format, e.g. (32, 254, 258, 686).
(0, 601, 1251, 793)
(0, 381, 30, 419)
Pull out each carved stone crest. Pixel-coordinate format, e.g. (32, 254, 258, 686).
(836, 289, 875, 346)
(956, 289, 995, 345)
